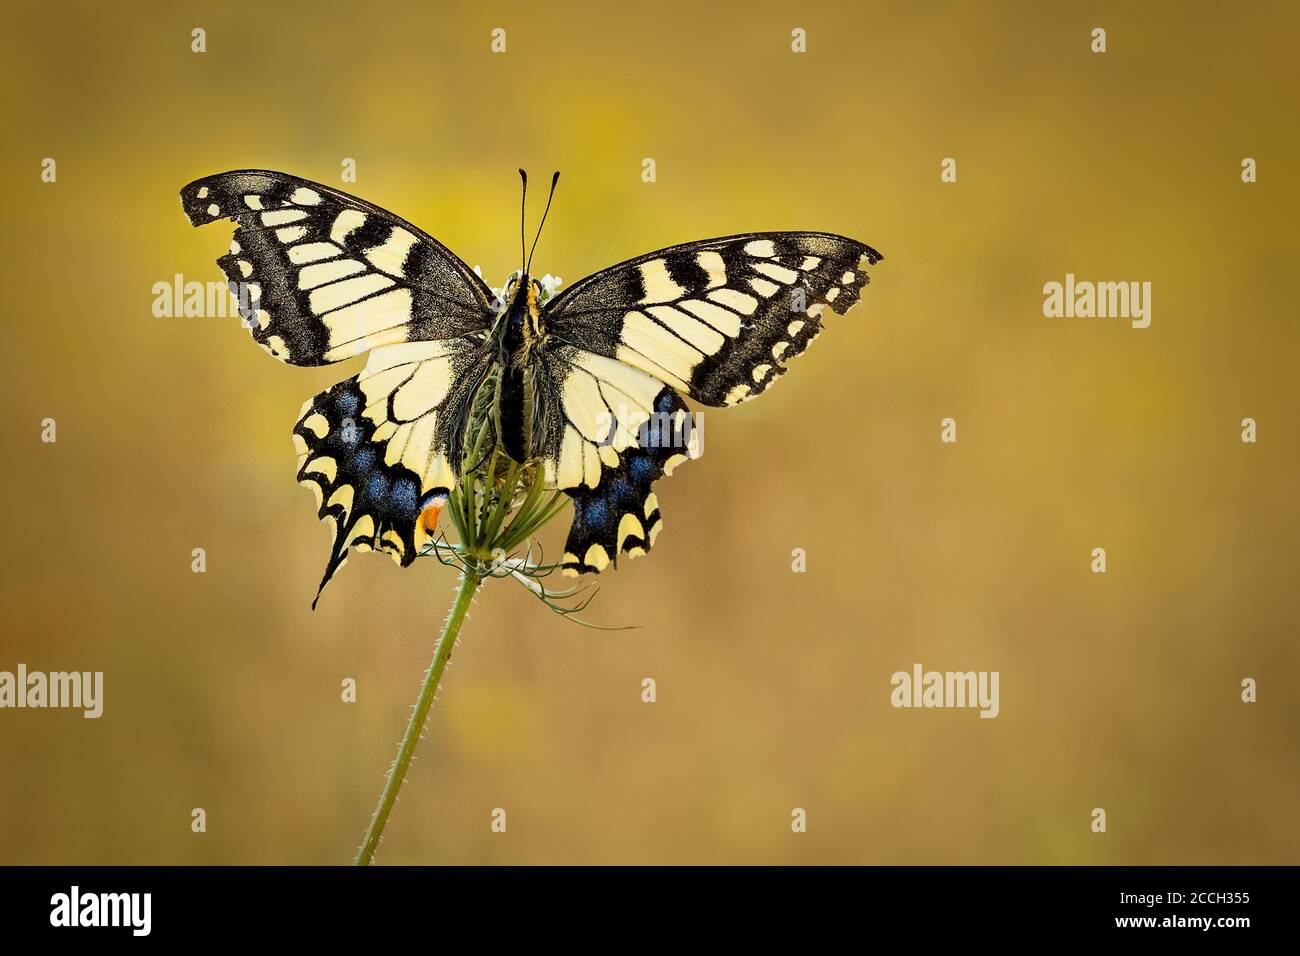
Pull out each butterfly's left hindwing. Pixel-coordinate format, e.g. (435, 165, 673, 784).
(295, 338, 492, 605)
(181, 170, 495, 365)
(543, 232, 882, 406)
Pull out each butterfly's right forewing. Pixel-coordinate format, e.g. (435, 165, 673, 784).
(542, 232, 883, 406)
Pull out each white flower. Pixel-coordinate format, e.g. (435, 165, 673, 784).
(536, 273, 563, 305)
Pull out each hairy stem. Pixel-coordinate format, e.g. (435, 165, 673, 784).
(354, 569, 482, 865)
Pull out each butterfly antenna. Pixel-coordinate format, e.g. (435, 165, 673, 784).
(525, 171, 560, 274)
(518, 168, 528, 276)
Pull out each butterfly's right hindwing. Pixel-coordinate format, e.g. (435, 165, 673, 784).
(530, 344, 700, 574)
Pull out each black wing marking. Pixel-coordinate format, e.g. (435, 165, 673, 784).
(531, 343, 699, 575)
(542, 232, 882, 406)
(294, 338, 492, 605)
(180, 169, 495, 365)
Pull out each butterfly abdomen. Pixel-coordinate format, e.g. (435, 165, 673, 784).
(494, 278, 544, 463)
(496, 362, 532, 462)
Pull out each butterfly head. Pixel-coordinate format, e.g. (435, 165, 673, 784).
(494, 270, 546, 359)
(504, 272, 540, 300)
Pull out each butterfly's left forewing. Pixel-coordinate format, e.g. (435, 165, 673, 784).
(181, 169, 495, 365)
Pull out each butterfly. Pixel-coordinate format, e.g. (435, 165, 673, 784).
(180, 169, 883, 605)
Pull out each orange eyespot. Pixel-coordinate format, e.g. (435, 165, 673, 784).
(417, 496, 448, 540)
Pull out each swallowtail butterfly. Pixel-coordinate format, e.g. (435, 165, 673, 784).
(180, 169, 883, 604)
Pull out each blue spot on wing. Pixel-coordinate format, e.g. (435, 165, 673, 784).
(350, 446, 375, 473)
(629, 454, 656, 482)
(364, 474, 389, 503)
(584, 498, 609, 525)
(606, 475, 634, 506)
(391, 477, 419, 514)
(333, 389, 361, 417)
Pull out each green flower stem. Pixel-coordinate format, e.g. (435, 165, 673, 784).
(354, 568, 482, 866)
(481, 455, 521, 546)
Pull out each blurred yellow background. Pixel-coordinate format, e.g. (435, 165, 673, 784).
(1, 0, 1297, 864)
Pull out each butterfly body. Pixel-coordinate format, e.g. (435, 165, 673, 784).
(180, 169, 883, 603)
(492, 274, 546, 463)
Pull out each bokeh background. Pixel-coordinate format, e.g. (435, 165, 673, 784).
(1, 0, 1297, 865)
